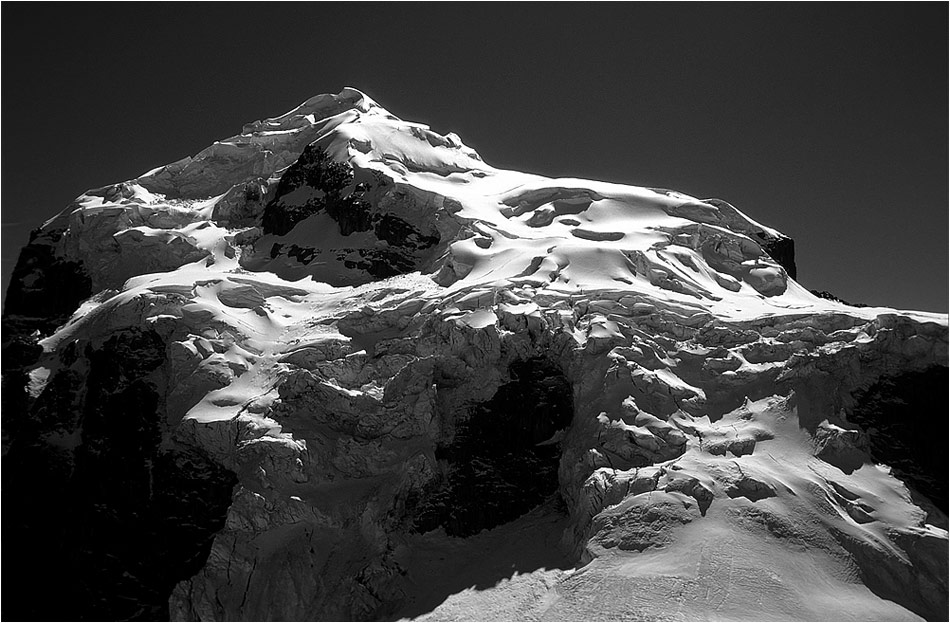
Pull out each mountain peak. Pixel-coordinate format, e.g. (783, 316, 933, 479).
(3, 87, 946, 622)
(251, 86, 386, 132)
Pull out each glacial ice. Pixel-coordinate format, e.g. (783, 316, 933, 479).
(2, 87, 946, 622)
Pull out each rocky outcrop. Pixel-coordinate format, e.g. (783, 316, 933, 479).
(252, 145, 447, 285)
(811, 289, 868, 307)
(757, 233, 796, 279)
(408, 357, 574, 536)
(261, 145, 371, 236)
(3, 228, 93, 333)
(849, 366, 948, 513)
(2, 328, 236, 621)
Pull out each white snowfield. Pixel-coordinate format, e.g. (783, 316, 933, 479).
(29, 88, 948, 620)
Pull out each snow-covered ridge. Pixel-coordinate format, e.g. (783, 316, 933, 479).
(5, 87, 946, 621)
(36, 87, 930, 322)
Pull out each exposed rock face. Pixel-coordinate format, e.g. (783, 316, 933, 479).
(811, 288, 868, 307)
(4, 229, 92, 332)
(409, 357, 574, 536)
(261, 144, 371, 236)
(849, 366, 948, 513)
(2, 87, 946, 622)
(3, 328, 236, 620)
(759, 234, 796, 279)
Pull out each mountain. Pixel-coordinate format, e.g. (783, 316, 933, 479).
(2, 87, 946, 622)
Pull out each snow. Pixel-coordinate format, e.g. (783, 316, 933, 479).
(21, 87, 947, 621)
(45, 86, 937, 326)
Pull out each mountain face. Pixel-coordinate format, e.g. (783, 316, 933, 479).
(2, 87, 946, 621)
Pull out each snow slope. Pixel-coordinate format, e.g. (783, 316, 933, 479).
(3, 87, 946, 621)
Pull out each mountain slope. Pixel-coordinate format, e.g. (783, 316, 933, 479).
(2, 87, 946, 622)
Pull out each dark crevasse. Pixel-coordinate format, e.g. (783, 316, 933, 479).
(1, 329, 236, 621)
(849, 365, 948, 513)
(408, 358, 574, 537)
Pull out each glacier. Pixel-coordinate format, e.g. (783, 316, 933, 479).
(2, 87, 946, 621)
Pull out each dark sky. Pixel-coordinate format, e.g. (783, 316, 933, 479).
(3, 4, 947, 312)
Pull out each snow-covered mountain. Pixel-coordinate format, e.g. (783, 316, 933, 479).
(3, 87, 946, 621)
